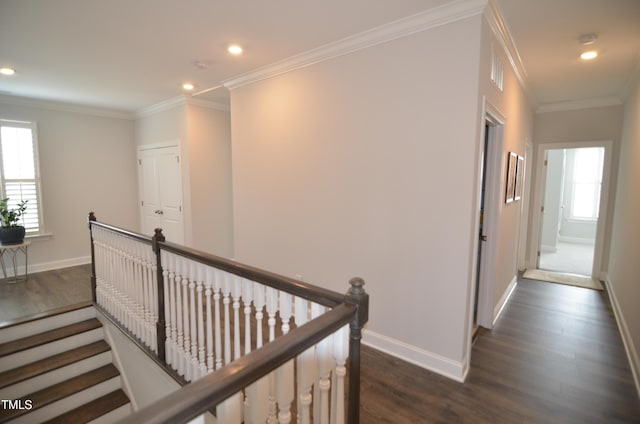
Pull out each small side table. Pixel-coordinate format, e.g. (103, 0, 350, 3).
(0, 241, 31, 283)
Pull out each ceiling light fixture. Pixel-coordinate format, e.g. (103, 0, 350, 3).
(579, 33, 598, 61)
(182, 83, 195, 91)
(228, 44, 243, 55)
(579, 33, 597, 45)
(0, 67, 16, 76)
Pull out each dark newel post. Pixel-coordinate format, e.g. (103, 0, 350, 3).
(88, 212, 97, 304)
(152, 228, 167, 363)
(346, 277, 369, 424)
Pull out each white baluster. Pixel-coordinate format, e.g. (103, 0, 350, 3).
(174, 256, 185, 376)
(276, 293, 294, 424)
(223, 272, 232, 366)
(242, 279, 254, 422)
(254, 284, 266, 349)
(232, 276, 242, 361)
(216, 393, 242, 424)
(149, 247, 158, 353)
(266, 287, 279, 424)
(188, 260, 198, 380)
(214, 270, 223, 370)
(312, 303, 327, 423)
(204, 267, 215, 373)
(295, 297, 314, 424)
(162, 251, 173, 367)
(331, 325, 349, 424)
(168, 253, 180, 370)
(242, 279, 254, 355)
(181, 257, 192, 381)
(246, 283, 268, 424)
(133, 241, 144, 344)
(196, 263, 207, 378)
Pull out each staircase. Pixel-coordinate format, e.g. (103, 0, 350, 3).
(0, 303, 131, 423)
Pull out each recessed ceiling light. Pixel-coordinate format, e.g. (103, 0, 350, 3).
(0, 67, 16, 76)
(580, 50, 598, 61)
(228, 44, 243, 55)
(182, 83, 195, 91)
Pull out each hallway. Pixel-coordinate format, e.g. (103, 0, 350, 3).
(539, 241, 595, 277)
(1, 267, 639, 422)
(360, 275, 640, 423)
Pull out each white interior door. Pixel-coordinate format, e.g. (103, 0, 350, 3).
(138, 145, 184, 244)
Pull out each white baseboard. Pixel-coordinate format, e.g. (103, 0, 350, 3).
(493, 276, 517, 326)
(1, 256, 91, 278)
(603, 274, 640, 397)
(362, 329, 467, 382)
(558, 235, 595, 245)
(540, 244, 558, 253)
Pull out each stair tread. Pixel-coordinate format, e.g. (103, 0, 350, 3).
(0, 340, 111, 389)
(0, 363, 121, 423)
(42, 389, 130, 424)
(0, 318, 102, 357)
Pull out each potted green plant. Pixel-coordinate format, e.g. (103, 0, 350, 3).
(0, 198, 28, 245)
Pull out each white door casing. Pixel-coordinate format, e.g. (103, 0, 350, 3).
(138, 144, 184, 244)
(528, 140, 613, 280)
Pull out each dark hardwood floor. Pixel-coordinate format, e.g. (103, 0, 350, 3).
(360, 276, 640, 423)
(0, 264, 92, 324)
(1, 266, 638, 422)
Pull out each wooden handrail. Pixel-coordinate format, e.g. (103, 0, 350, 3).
(88, 217, 343, 307)
(116, 303, 357, 424)
(159, 239, 345, 307)
(89, 213, 369, 423)
(89, 218, 153, 245)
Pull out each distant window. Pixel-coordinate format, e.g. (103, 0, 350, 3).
(0, 120, 43, 234)
(570, 147, 603, 220)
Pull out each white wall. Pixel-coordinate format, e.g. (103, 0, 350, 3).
(135, 99, 234, 257)
(540, 149, 564, 251)
(230, 15, 491, 380)
(135, 102, 190, 241)
(529, 105, 624, 272)
(477, 13, 533, 324)
(607, 72, 640, 389)
(0, 96, 138, 272)
(185, 104, 233, 257)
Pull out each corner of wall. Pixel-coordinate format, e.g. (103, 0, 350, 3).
(493, 275, 517, 326)
(603, 274, 640, 397)
(363, 330, 467, 382)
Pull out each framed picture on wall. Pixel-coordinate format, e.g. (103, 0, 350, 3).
(505, 152, 517, 204)
(514, 155, 525, 201)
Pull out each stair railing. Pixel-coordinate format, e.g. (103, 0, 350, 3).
(87, 213, 369, 423)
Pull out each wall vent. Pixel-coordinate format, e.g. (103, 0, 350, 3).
(491, 47, 504, 92)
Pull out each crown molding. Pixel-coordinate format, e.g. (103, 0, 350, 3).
(136, 95, 229, 118)
(484, 0, 529, 95)
(0, 94, 133, 120)
(223, 0, 488, 90)
(135, 95, 187, 118)
(621, 53, 640, 101)
(186, 97, 230, 112)
(536, 97, 623, 114)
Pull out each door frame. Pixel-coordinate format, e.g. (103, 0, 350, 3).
(137, 140, 185, 243)
(472, 99, 505, 331)
(527, 140, 613, 279)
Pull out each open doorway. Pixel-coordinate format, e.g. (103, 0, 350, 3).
(538, 147, 603, 276)
(529, 141, 613, 281)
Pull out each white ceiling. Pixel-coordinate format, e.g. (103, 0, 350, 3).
(0, 0, 638, 112)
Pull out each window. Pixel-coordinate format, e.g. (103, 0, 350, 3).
(570, 147, 604, 220)
(0, 120, 43, 234)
